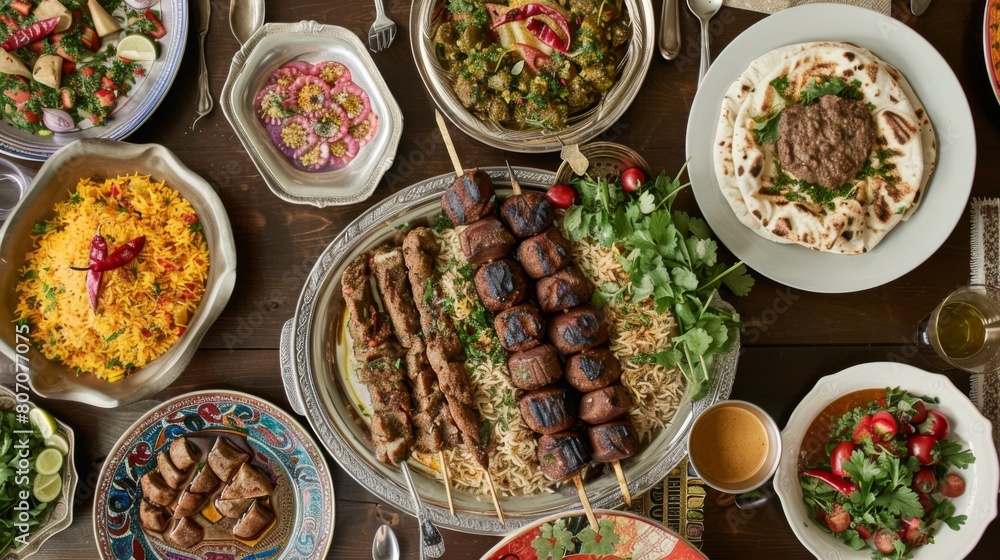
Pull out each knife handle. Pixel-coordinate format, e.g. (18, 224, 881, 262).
(660, 0, 681, 60)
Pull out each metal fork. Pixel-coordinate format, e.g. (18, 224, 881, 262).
(368, 0, 397, 53)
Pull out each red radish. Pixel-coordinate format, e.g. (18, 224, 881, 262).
(900, 517, 927, 546)
(919, 409, 950, 440)
(830, 441, 856, 478)
(823, 503, 851, 533)
(856, 525, 872, 540)
(907, 434, 939, 466)
(905, 400, 928, 425)
(852, 414, 873, 443)
(913, 468, 937, 494)
(621, 167, 646, 193)
(871, 411, 898, 442)
(546, 184, 577, 209)
(939, 473, 966, 498)
(873, 529, 899, 554)
(918, 494, 933, 516)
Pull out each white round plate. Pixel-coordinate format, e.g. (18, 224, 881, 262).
(774, 362, 999, 559)
(685, 4, 975, 293)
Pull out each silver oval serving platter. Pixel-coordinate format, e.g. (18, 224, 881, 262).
(279, 166, 739, 535)
(222, 21, 403, 207)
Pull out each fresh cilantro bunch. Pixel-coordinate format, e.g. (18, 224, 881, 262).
(561, 167, 753, 399)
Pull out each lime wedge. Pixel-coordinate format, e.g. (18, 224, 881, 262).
(116, 34, 158, 62)
(35, 448, 63, 476)
(29, 407, 57, 440)
(44, 433, 70, 456)
(33, 473, 62, 503)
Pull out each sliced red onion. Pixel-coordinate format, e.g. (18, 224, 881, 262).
(42, 108, 77, 133)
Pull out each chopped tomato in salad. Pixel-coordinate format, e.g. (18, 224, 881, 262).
(800, 387, 975, 559)
(0, 1, 167, 134)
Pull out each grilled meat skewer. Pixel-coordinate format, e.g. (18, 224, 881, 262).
(442, 168, 496, 226)
(342, 253, 414, 466)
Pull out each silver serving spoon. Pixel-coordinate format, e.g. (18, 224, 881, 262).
(372, 524, 400, 560)
(401, 462, 445, 559)
(230, 0, 265, 44)
(686, 0, 722, 83)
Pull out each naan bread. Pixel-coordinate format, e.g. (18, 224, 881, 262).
(714, 42, 934, 254)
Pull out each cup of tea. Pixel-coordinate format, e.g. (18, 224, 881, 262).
(918, 284, 1000, 374)
(687, 400, 781, 494)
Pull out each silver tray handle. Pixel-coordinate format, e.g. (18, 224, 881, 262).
(280, 318, 307, 416)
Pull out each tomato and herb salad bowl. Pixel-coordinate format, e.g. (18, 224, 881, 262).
(0, 1, 188, 161)
(0, 139, 236, 408)
(774, 362, 999, 559)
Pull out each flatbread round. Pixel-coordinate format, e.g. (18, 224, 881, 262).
(713, 42, 934, 254)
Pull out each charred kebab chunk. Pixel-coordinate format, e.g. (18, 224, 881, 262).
(403, 227, 489, 469)
(460, 216, 517, 265)
(565, 348, 623, 393)
(517, 227, 573, 279)
(474, 258, 529, 312)
(518, 386, 577, 435)
(342, 252, 414, 466)
(588, 419, 640, 463)
(579, 385, 632, 425)
(500, 191, 554, 237)
(548, 306, 609, 355)
(507, 344, 562, 390)
(537, 431, 591, 482)
(536, 267, 594, 313)
(442, 168, 497, 225)
(494, 304, 546, 352)
(372, 244, 458, 454)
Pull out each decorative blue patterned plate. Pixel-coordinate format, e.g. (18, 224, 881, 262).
(92, 390, 334, 559)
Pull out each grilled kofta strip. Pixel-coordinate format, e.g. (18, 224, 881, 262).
(372, 244, 457, 454)
(343, 253, 414, 466)
(403, 227, 489, 469)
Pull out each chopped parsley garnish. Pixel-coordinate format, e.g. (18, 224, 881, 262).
(430, 211, 454, 233)
(32, 223, 56, 235)
(800, 76, 863, 105)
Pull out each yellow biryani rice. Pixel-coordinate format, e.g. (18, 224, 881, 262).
(14, 175, 210, 382)
(409, 227, 683, 497)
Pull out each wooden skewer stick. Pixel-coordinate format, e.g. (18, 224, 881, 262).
(572, 474, 599, 529)
(485, 467, 506, 526)
(612, 460, 632, 507)
(439, 450, 456, 516)
(435, 110, 464, 178)
(505, 160, 522, 196)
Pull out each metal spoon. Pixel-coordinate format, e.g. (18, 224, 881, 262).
(401, 462, 445, 559)
(230, 0, 265, 44)
(372, 524, 400, 560)
(686, 0, 722, 83)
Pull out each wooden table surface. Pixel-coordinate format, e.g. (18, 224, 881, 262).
(3, 0, 1000, 558)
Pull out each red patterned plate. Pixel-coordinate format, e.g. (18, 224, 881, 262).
(480, 510, 707, 560)
(985, 0, 1000, 104)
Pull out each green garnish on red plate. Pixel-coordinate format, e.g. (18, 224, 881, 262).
(561, 167, 753, 399)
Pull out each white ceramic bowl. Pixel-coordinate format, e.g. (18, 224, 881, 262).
(0, 386, 78, 560)
(774, 362, 1000, 559)
(0, 139, 237, 408)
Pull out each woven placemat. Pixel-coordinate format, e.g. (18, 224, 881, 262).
(969, 199, 1000, 459)
(723, 0, 891, 15)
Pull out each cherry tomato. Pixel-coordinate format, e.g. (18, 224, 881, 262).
(546, 183, 577, 209)
(621, 167, 645, 193)
(918, 409, 950, 440)
(873, 529, 900, 554)
(907, 434, 939, 466)
(913, 467, 937, 494)
(852, 414, 873, 443)
(871, 410, 898, 442)
(856, 525, 872, 540)
(939, 473, 966, 498)
(900, 517, 928, 546)
(824, 503, 851, 534)
(830, 441, 856, 478)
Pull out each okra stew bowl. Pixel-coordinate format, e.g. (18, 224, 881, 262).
(0, 139, 236, 408)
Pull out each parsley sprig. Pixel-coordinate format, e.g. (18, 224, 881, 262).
(561, 167, 753, 398)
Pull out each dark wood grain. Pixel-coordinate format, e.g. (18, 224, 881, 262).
(3, 0, 1000, 558)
